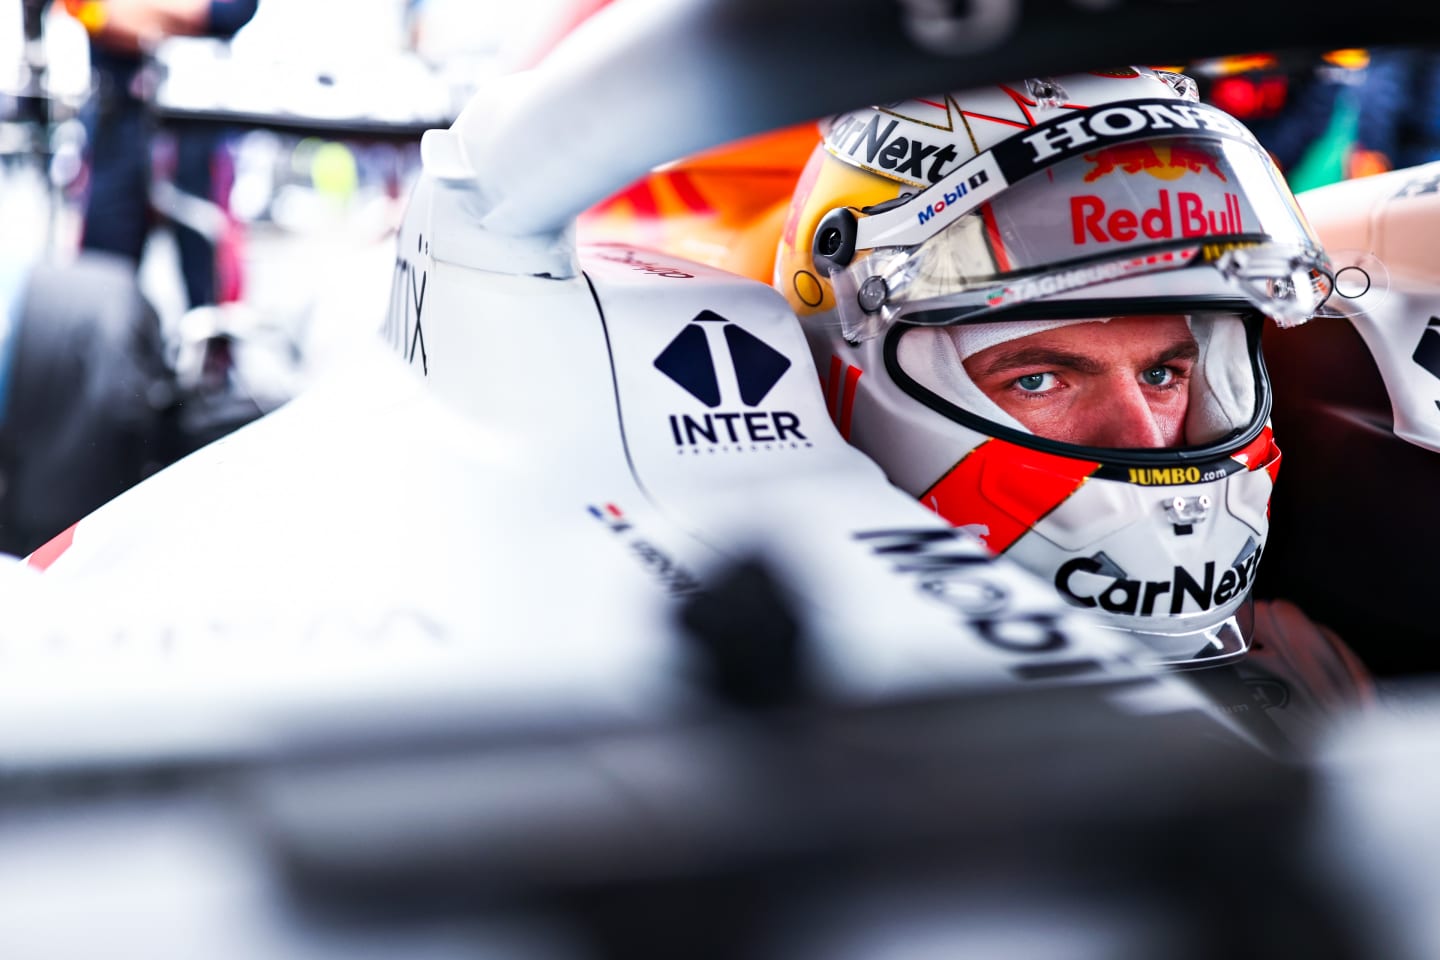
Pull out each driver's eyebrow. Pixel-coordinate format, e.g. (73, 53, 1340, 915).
(973, 347, 1104, 377)
(973, 336, 1201, 378)
(1147, 339, 1201, 367)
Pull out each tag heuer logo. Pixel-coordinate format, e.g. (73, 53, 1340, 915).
(654, 310, 791, 408)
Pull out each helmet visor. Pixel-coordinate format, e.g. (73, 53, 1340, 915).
(837, 133, 1332, 340)
(891, 310, 1263, 453)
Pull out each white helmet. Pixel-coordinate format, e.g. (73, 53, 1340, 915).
(775, 67, 1336, 665)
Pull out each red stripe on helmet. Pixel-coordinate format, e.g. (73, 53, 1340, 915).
(920, 439, 1101, 554)
(1000, 84, 1039, 125)
(826, 355, 843, 422)
(980, 201, 1013, 274)
(839, 364, 863, 441)
(1232, 425, 1282, 484)
(958, 110, 1031, 130)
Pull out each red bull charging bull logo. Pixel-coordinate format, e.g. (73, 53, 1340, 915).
(1082, 143, 1229, 183)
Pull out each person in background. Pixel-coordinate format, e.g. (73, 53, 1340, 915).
(65, 0, 258, 307)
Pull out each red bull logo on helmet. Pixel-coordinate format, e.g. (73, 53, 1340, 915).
(1071, 189, 1245, 244)
(1083, 143, 1229, 183)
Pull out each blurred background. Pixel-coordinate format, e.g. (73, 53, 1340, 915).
(0, 0, 586, 555)
(0, 0, 579, 371)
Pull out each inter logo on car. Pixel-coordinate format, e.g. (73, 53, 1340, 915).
(654, 311, 810, 452)
(654, 309, 791, 407)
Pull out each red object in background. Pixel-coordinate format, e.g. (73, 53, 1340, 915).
(515, 0, 617, 69)
(211, 144, 245, 303)
(1209, 75, 1291, 120)
(216, 216, 246, 303)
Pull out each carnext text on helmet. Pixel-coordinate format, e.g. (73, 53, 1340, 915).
(1055, 545, 1264, 618)
(1020, 102, 1247, 163)
(828, 114, 961, 183)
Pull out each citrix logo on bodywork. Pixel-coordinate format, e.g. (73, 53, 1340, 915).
(654, 310, 808, 450)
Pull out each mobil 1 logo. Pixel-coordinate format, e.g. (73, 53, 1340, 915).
(654, 310, 813, 454)
(855, 528, 1111, 681)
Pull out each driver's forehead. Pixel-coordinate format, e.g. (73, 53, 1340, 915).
(970, 315, 1197, 367)
(1019, 315, 1191, 347)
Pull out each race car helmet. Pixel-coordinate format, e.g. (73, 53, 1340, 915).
(775, 67, 1337, 666)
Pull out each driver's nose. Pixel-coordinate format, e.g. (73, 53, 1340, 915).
(1084, 379, 1170, 448)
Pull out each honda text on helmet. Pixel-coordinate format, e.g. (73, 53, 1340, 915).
(775, 67, 1337, 665)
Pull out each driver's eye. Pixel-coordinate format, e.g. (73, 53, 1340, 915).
(1142, 367, 1172, 386)
(1017, 373, 1051, 392)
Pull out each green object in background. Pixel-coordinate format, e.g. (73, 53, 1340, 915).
(311, 142, 360, 201)
(1286, 87, 1360, 192)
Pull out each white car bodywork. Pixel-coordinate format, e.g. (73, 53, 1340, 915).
(1296, 161, 1440, 453)
(4, 223, 1190, 766)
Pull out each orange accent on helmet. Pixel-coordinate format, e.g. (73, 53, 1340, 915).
(920, 439, 1101, 554)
